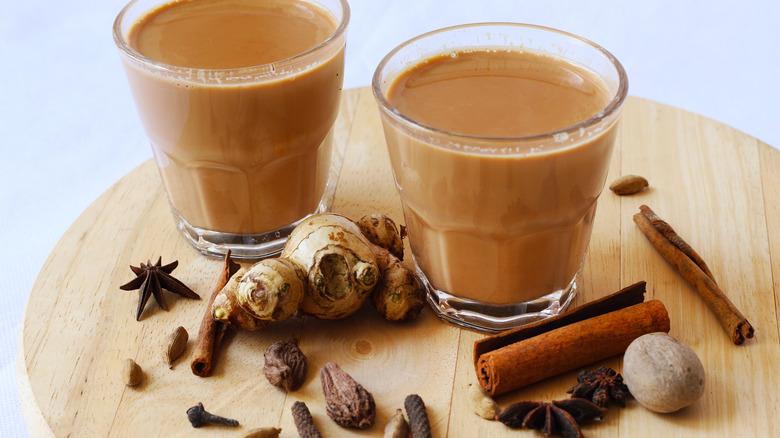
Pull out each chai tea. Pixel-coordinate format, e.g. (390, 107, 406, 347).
(120, 0, 345, 239)
(384, 48, 615, 305)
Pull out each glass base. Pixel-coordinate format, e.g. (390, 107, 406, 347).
(171, 209, 307, 261)
(421, 272, 577, 334)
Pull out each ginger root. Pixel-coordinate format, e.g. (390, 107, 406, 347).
(236, 258, 305, 322)
(356, 214, 405, 260)
(371, 251, 425, 321)
(212, 213, 425, 327)
(282, 214, 380, 319)
(212, 268, 268, 331)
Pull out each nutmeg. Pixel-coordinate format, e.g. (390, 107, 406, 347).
(622, 333, 705, 413)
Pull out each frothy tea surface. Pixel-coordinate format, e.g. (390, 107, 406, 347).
(130, 0, 336, 68)
(388, 49, 609, 138)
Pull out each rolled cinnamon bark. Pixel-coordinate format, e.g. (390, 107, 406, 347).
(191, 251, 240, 377)
(633, 205, 754, 345)
(473, 281, 647, 365)
(476, 300, 670, 396)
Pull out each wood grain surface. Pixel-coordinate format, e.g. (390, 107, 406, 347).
(18, 87, 780, 437)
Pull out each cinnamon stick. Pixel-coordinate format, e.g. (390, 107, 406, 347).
(634, 205, 754, 345)
(191, 251, 240, 377)
(638, 205, 716, 282)
(474, 281, 647, 366)
(476, 300, 670, 396)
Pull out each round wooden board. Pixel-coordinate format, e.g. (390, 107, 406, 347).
(18, 87, 780, 437)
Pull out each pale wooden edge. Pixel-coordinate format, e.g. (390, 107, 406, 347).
(17, 313, 56, 438)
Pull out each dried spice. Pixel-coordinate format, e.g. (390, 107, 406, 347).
(467, 383, 499, 420)
(121, 358, 144, 387)
(567, 367, 630, 408)
(383, 409, 409, 438)
(476, 298, 669, 397)
(320, 361, 375, 429)
(119, 257, 200, 321)
(292, 401, 322, 438)
(186, 402, 239, 428)
(241, 427, 281, 438)
(609, 175, 648, 195)
(356, 214, 405, 260)
(164, 326, 188, 368)
(634, 205, 754, 344)
(191, 251, 240, 377)
(263, 337, 307, 391)
(623, 333, 706, 413)
(497, 398, 605, 438)
(404, 394, 432, 438)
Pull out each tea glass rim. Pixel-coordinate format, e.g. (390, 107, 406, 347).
(372, 22, 629, 151)
(112, 0, 351, 80)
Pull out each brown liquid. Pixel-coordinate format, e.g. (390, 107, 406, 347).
(123, 0, 343, 234)
(384, 49, 615, 304)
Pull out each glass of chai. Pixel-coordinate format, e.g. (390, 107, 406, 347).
(373, 23, 628, 333)
(113, 0, 349, 260)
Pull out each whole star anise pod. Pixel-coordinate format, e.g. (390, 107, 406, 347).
(567, 367, 630, 408)
(497, 398, 605, 438)
(119, 257, 200, 320)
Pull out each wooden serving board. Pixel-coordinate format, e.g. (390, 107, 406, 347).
(18, 87, 780, 437)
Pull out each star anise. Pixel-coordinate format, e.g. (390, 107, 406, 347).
(566, 367, 630, 408)
(497, 398, 605, 438)
(119, 257, 200, 320)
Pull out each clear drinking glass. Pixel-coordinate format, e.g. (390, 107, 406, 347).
(113, 0, 350, 260)
(373, 23, 628, 333)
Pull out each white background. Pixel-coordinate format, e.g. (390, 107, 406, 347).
(1, 0, 778, 435)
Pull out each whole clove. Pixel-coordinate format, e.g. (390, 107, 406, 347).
(291, 401, 322, 438)
(404, 394, 432, 438)
(186, 402, 239, 428)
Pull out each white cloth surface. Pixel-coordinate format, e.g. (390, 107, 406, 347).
(1, 0, 778, 435)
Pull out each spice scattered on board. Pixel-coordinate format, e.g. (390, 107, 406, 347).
(383, 409, 410, 438)
(467, 383, 499, 420)
(186, 402, 239, 428)
(263, 337, 307, 391)
(633, 204, 754, 344)
(321, 361, 376, 429)
(623, 333, 706, 413)
(475, 286, 669, 396)
(121, 358, 144, 387)
(190, 251, 240, 377)
(241, 427, 281, 438)
(404, 394, 432, 438)
(497, 398, 605, 438)
(291, 401, 322, 438)
(119, 257, 200, 321)
(163, 326, 188, 368)
(566, 367, 630, 408)
(609, 174, 649, 195)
